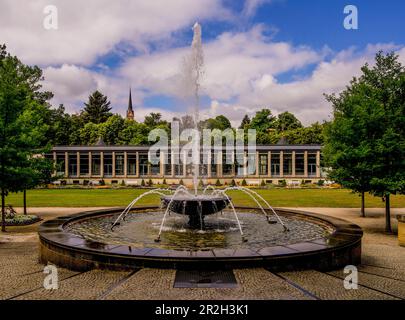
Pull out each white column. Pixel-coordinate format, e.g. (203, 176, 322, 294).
(65, 152, 68, 177)
(279, 151, 284, 177)
(88, 152, 92, 177)
(112, 152, 116, 177)
(268, 151, 271, 178)
(76, 152, 80, 177)
(53, 151, 57, 176)
(124, 152, 128, 177)
(217, 150, 223, 177)
(304, 151, 308, 177)
(136, 152, 139, 177)
(316, 150, 321, 177)
(160, 151, 165, 176)
(292, 151, 296, 177)
(100, 152, 104, 177)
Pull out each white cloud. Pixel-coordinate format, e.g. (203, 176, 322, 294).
(4, 1, 404, 126)
(119, 25, 323, 100)
(0, 0, 230, 65)
(242, 0, 272, 18)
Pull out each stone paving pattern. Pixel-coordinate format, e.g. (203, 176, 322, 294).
(1, 207, 404, 300)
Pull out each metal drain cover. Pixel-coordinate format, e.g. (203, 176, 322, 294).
(174, 270, 238, 288)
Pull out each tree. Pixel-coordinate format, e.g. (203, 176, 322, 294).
(200, 115, 231, 131)
(248, 109, 277, 144)
(82, 90, 112, 124)
(324, 52, 405, 229)
(99, 115, 125, 145)
(0, 45, 53, 231)
(276, 111, 303, 132)
(239, 114, 250, 129)
(144, 112, 168, 129)
(119, 120, 150, 145)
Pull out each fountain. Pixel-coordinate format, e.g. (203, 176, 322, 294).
(38, 23, 363, 272)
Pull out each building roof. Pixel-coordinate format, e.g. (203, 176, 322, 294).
(51, 144, 322, 152)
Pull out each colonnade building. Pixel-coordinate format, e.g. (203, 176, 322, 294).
(48, 143, 323, 186)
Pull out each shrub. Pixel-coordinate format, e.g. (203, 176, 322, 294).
(199, 179, 204, 187)
(241, 179, 247, 186)
(99, 179, 105, 186)
(162, 179, 167, 185)
(317, 179, 325, 186)
(260, 180, 266, 187)
(230, 179, 236, 187)
(121, 180, 126, 187)
(278, 179, 287, 187)
(148, 179, 153, 186)
(215, 179, 222, 187)
(141, 179, 145, 187)
(179, 179, 184, 185)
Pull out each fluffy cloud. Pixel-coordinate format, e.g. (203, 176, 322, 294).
(3, 1, 404, 125)
(0, 0, 229, 65)
(119, 25, 324, 100)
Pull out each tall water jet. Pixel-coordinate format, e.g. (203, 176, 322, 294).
(182, 22, 204, 195)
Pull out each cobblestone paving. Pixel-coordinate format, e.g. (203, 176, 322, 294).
(278, 270, 398, 300)
(104, 268, 312, 300)
(1, 207, 404, 300)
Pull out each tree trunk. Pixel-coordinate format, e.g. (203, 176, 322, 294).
(23, 190, 27, 215)
(1, 189, 5, 232)
(385, 193, 392, 233)
(360, 191, 365, 217)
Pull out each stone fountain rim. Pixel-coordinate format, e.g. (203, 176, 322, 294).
(38, 206, 363, 271)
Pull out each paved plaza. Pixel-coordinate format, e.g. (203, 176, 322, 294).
(1, 207, 404, 300)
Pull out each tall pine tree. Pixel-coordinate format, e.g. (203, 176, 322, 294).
(82, 90, 112, 124)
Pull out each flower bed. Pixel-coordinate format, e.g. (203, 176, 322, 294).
(5, 215, 41, 226)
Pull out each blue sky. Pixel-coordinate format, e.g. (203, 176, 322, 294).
(1, 0, 404, 125)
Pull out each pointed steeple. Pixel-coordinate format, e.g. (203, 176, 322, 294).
(126, 87, 134, 120)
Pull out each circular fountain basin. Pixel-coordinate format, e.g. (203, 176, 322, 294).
(39, 207, 362, 272)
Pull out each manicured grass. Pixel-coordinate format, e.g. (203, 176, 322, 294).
(4, 188, 405, 208)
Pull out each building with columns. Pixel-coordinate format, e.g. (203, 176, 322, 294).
(48, 144, 323, 186)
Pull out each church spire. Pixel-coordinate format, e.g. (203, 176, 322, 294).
(127, 88, 134, 120)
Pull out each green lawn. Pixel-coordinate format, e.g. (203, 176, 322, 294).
(4, 188, 405, 208)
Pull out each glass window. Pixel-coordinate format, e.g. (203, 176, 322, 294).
(199, 153, 208, 176)
(115, 153, 124, 176)
(92, 153, 101, 176)
(164, 153, 172, 176)
(236, 153, 245, 176)
(308, 153, 317, 176)
(127, 153, 137, 176)
(210, 150, 217, 177)
(139, 154, 149, 176)
(295, 153, 305, 176)
(68, 153, 77, 177)
(247, 153, 256, 176)
(222, 153, 233, 176)
(56, 153, 65, 176)
(259, 153, 268, 176)
(271, 152, 280, 177)
(104, 153, 113, 177)
(283, 152, 292, 176)
(80, 153, 89, 176)
(150, 151, 160, 176)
